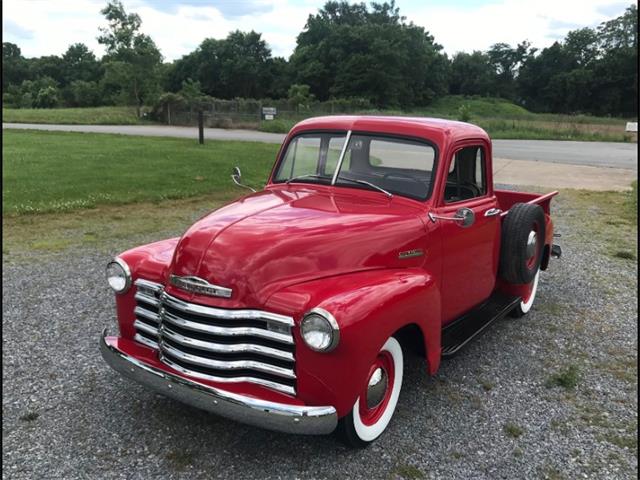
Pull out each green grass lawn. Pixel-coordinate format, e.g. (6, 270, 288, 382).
(2, 129, 278, 215)
(2, 129, 636, 258)
(2, 106, 145, 125)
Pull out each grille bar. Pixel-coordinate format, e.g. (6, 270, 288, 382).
(161, 293, 294, 326)
(161, 309, 294, 345)
(161, 324, 294, 361)
(160, 341, 296, 379)
(134, 306, 159, 324)
(159, 354, 296, 396)
(135, 291, 160, 308)
(134, 319, 158, 337)
(134, 332, 159, 350)
(131, 278, 297, 395)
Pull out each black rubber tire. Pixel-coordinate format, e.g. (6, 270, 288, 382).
(499, 203, 546, 285)
(337, 411, 370, 449)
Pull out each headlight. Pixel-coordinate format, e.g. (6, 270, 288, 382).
(106, 258, 131, 294)
(301, 308, 340, 352)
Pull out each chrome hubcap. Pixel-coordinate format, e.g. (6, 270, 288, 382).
(366, 367, 388, 409)
(526, 230, 537, 259)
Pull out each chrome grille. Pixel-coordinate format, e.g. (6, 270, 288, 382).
(133, 279, 163, 349)
(132, 279, 296, 395)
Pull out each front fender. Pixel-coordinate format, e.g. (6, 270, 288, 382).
(114, 237, 179, 339)
(265, 268, 441, 417)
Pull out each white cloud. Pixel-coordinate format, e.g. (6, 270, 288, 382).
(3, 0, 106, 58)
(1, 0, 631, 61)
(405, 0, 630, 55)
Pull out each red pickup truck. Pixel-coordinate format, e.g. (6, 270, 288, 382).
(101, 116, 562, 447)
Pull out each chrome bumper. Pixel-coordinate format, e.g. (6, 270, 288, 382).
(100, 329, 338, 435)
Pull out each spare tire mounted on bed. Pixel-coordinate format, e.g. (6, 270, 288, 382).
(499, 203, 546, 285)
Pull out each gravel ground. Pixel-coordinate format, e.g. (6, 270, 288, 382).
(2, 192, 637, 480)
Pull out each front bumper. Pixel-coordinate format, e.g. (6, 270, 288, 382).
(100, 329, 338, 435)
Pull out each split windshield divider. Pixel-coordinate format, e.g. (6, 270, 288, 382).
(330, 130, 353, 185)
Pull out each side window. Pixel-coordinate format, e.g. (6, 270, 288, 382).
(444, 146, 487, 203)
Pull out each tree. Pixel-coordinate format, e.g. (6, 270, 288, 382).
(449, 51, 496, 96)
(517, 42, 574, 112)
(564, 28, 599, 67)
(167, 31, 276, 99)
(98, 0, 163, 116)
(486, 41, 532, 100)
(2, 42, 30, 92)
(61, 43, 102, 85)
(290, 1, 448, 107)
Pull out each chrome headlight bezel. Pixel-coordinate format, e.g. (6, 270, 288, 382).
(300, 307, 340, 352)
(106, 257, 132, 294)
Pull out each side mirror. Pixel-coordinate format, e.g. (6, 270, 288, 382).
(454, 207, 475, 228)
(231, 166, 256, 193)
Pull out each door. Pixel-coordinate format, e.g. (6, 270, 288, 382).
(433, 144, 501, 323)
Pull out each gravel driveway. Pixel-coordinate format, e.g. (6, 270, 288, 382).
(2, 193, 637, 479)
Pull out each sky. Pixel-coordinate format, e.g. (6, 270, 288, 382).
(2, 0, 633, 61)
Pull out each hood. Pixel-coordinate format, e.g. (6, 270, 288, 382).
(167, 186, 427, 308)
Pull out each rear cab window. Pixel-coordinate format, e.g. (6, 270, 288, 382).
(444, 146, 487, 203)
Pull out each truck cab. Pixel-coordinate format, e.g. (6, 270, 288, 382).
(101, 116, 561, 447)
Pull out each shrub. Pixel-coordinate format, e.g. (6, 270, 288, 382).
(34, 86, 59, 109)
(458, 104, 472, 122)
(67, 81, 102, 107)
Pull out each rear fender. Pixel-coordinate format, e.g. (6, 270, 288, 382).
(265, 268, 441, 417)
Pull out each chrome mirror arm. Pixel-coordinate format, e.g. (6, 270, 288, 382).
(428, 207, 475, 228)
(231, 166, 257, 193)
(428, 212, 464, 223)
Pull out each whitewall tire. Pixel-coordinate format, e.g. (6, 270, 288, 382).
(510, 270, 540, 318)
(338, 336, 404, 447)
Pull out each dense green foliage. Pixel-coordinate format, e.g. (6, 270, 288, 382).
(289, 2, 448, 107)
(2, 129, 278, 215)
(2, 1, 637, 117)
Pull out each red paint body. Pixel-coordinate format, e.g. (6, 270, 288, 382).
(113, 116, 556, 417)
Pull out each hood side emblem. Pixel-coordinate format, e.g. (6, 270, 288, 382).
(169, 275, 233, 298)
(398, 249, 424, 259)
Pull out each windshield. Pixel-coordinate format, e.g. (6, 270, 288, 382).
(273, 132, 436, 201)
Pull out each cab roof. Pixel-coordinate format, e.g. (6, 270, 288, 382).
(289, 115, 490, 146)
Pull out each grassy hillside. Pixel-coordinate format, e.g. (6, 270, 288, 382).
(422, 95, 532, 118)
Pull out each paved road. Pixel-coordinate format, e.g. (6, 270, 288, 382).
(3, 122, 638, 170)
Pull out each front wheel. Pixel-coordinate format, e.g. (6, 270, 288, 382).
(509, 270, 540, 318)
(338, 336, 404, 448)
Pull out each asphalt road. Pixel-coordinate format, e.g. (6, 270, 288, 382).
(3, 123, 638, 170)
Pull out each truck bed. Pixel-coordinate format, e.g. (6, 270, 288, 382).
(495, 189, 558, 216)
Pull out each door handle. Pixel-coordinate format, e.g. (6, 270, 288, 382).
(484, 208, 502, 217)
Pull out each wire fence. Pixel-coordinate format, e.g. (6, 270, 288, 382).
(158, 98, 375, 129)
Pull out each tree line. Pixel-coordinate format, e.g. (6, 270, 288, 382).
(2, 1, 637, 117)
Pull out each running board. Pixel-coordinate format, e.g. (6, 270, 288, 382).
(441, 293, 521, 358)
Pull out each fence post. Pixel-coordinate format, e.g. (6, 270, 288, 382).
(198, 110, 204, 145)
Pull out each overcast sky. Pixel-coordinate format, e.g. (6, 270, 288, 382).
(2, 0, 633, 61)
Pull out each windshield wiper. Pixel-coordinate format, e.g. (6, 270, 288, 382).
(337, 177, 393, 198)
(286, 174, 330, 184)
